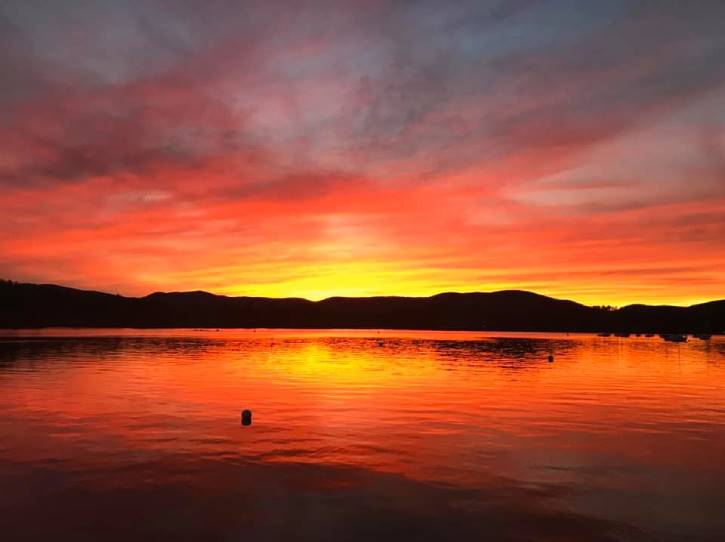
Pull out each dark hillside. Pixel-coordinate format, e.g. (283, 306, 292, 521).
(1, 280, 722, 333)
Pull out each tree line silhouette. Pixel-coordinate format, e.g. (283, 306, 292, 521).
(1, 280, 722, 333)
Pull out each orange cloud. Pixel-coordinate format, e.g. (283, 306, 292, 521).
(1, 1, 724, 306)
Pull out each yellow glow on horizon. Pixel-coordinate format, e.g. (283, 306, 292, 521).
(216, 262, 440, 300)
(205, 261, 717, 307)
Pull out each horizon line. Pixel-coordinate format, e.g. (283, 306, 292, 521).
(3, 278, 722, 310)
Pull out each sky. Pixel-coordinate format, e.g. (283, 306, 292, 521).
(1, 0, 724, 306)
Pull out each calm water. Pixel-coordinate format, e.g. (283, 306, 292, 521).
(1, 329, 724, 541)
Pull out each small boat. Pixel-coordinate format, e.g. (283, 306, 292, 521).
(614, 332, 631, 338)
(645, 333, 654, 337)
(662, 334, 687, 343)
(597, 332, 611, 337)
(694, 334, 712, 340)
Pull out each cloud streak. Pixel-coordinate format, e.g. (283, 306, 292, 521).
(1, 0, 724, 305)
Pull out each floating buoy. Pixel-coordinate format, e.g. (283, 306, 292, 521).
(548, 355, 554, 363)
(241, 409, 252, 426)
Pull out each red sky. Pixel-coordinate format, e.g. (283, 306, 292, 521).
(1, 1, 724, 305)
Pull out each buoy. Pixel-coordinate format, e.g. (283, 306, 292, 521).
(241, 409, 252, 426)
(548, 355, 554, 363)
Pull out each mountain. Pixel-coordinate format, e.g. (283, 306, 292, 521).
(0, 280, 723, 333)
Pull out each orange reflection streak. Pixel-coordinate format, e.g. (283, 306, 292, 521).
(1, 330, 724, 488)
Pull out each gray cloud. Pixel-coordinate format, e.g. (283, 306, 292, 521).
(1, 0, 724, 195)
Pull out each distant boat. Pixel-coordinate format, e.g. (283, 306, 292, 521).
(662, 334, 687, 343)
(645, 333, 654, 337)
(614, 332, 630, 337)
(694, 334, 712, 340)
(597, 332, 611, 337)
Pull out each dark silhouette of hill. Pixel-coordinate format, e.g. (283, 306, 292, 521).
(0, 279, 723, 333)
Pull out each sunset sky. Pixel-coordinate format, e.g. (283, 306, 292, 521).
(1, 0, 724, 306)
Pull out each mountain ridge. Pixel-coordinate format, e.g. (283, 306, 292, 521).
(1, 279, 723, 333)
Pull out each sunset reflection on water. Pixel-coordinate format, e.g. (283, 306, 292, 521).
(1, 329, 724, 541)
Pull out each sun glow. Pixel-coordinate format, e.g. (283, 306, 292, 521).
(1, 1, 724, 307)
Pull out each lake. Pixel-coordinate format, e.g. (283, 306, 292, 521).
(1, 329, 724, 541)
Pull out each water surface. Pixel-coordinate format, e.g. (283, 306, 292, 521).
(1, 329, 724, 541)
